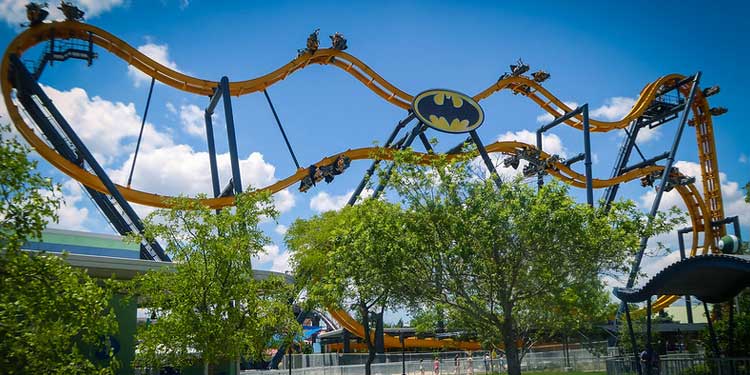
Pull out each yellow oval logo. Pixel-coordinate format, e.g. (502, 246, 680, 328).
(412, 89, 484, 134)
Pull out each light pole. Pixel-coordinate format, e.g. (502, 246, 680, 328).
(400, 331, 406, 375)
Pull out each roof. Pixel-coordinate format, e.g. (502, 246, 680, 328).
(614, 255, 750, 304)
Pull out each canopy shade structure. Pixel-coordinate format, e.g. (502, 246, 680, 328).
(614, 255, 750, 304)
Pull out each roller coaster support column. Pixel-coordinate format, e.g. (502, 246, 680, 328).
(221, 76, 243, 195)
(10, 55, 169, 261)
(624, 303, 642, 375)
(537, 105, 593, 205)
(205, 85, 223, 198)
(348, 113, 415, 205)
(373, 122, 425, 198)
(582, 104, 594, 206)
(677, 228, 694, 323)
(470, 130, 502, 189)
(624, 72, 701, 290)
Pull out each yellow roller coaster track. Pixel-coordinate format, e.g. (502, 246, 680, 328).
(1, 21, 724, 348)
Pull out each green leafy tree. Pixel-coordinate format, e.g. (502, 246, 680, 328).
(131, 192, 298, 375)
(745, 181, 749, 203)
(384, 150, 682, 375)
(0, 123, 118, 374)
(286, 199, 409, 375)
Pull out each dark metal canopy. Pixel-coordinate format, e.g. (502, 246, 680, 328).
(614, 255, 750, 304)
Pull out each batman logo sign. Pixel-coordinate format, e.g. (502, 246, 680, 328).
(412, 89, 484, 134)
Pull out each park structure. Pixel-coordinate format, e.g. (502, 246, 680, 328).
(3, 2, 746, 374)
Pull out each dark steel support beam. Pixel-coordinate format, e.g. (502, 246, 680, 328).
(263, 89, 300, 169)
(127, 76, 155, 187)
(564, 153, 585, 167)
(204, 109, 221, 199)
(677, 228, 694, 324)
(537, 106, 586, 190)
(646, 297, 653, 375)
(418, 132, 434, 153)
(347, 113, 415, 206)
(582, 104, 594, 206)
(704, 302, 720, 358)
(624, 303, 642, 375)
(372, 122, 424, 198)
(624, 72, 701, 290)
(221, 76, 243, 195)
(536, 129, 544, 189)
(470, 130, 502, 189)
(11, 55, 169, 261)
(620, 152, 670, 174)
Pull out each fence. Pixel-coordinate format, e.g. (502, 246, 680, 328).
(606, 356, 750, 375)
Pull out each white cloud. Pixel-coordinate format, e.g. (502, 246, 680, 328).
(275, 224, 288, 235)
(41, 84, 173, 166)
(590, 97, 636, 121)
(0, 0, 123, 25)
(165, 102, 177, 114)
(46, 180, 89, 231)
(254, 243, 281, 265)
(309, 188, 373, 213)
(127, 43, 181, 87)
(740, 153, 748, 164)
(178, 104, 205, 137)
(270, 250, 291, 273)
(252, 243, 291, 273)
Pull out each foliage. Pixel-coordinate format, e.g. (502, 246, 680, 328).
(0, 251, 119, 374)
(131, 192, 298, 374)
(700, 294, 750, 356)
(286, 198, 409, 375)
(0, 123, 59, 249)
(382, 149, 682, 375)
(0, 123, 118, 374)
(617, 309, 676, 354)
(744, 181, 749, 203)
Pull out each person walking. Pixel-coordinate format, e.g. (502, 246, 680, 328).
(483, 354, 490, 374)
(434, 357, 440, 375)
(466, 355, 473, 375)
(420, 359, 425, 375)
(454, 354, 460, 375)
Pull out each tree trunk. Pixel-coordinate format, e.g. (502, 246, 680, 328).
(203, 360, 209, 375)
(360, 300, 375, 375)
(501, 309, 521, 375)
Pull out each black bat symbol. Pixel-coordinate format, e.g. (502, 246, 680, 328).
(416, 92, 480, 131)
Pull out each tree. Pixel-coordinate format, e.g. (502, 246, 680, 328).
(384, 151, 682, 375)
(286, 199, 409, 375)
(0, 124, 118, 374)
(131, 192, 298, 375)
(745, 181, 749, 203)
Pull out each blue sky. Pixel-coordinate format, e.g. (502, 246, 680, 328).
(1, 1, 748, 298)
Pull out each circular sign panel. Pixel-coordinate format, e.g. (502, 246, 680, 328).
(412, 89, 484, 134)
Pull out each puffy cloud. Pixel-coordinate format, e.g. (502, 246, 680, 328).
(252, 243, 291, 273)
(46, 180, 90, 231)
(274, 224, 288, 235)
(178, 104, 207, 137)
(740, 153, 748, 164)
(127, 43, 181, 87)
(0, 0, 123, 25)
(41, 84, 173, 166)
(590, 97, 636, 121)
(109, 148, 295, 212)
(309, 188, 373, 213)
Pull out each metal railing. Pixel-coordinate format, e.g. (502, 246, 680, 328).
(606, 356, 750, 375)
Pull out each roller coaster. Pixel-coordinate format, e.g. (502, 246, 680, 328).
(1, 12, 742, 355)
